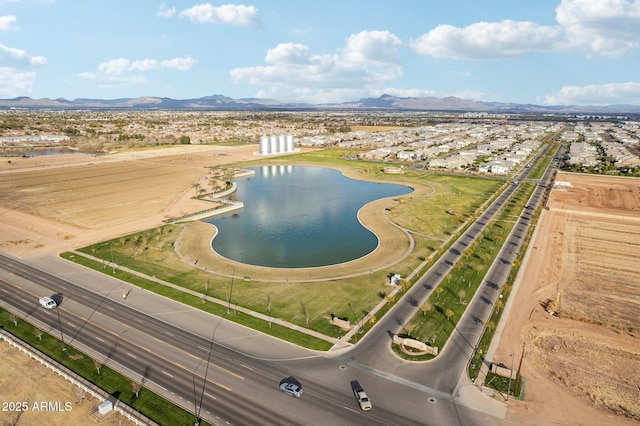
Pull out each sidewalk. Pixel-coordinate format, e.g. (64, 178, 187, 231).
(70, 250, 345, 349)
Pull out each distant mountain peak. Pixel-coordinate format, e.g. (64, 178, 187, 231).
(0, 94, 638, 114)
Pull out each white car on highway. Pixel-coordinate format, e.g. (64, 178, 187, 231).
(39, 296, 57, 309)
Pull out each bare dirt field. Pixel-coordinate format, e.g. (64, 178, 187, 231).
(0, 343, 134, 426)
(497, 172, 640, 425)
(0, 144, 261, 257)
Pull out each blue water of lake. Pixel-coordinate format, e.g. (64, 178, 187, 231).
(206, 165, 412, 268)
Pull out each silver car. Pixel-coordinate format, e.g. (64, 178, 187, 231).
(279, 381, 303, 398)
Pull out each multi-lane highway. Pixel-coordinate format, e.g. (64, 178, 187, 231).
(0, 146, 561, 425)
(1, 254, 433, 425)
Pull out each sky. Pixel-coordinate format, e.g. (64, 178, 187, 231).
(1, 0, 640, 105)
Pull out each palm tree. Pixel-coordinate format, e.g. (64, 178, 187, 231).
(132, 381, 142, 399)
(385, 294, 395, 305)
(435, 287, 443, 300)
(420, 302, 432, 316)
(445, 309, 454, 323)
(93, 358, 103, 375)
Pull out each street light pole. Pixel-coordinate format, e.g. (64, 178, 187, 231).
(227, 267, 235, 315)
(348, 303, 358, 333)
(56, 308, 64, 347)
(514, 341, 526, 395)
(507, 353, 514, 401)
(110, 243, 115, 274)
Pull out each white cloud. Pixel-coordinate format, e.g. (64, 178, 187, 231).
(264, 43, 310, 64)
(412, 0, 640, 60)
(161, 57, 197, 71)
(77, 72, 97, 80)
(157, 3, 176, 18)
(556, 0, 640, 57)
(0, 68, 36, 98)
(0, 43, 47, 68)
(342, 30, 402, 63)
(95, 56, 196, 75)
(230, 30, 402, 102)
(129, 59, 160, 72)
(82, 56, 196, 91)
(0, 14, 17, 31)
(545, 82, 640, 105)
(97, 58, 131, 75)
(179, 3, 259, 26)
(0, 44, 46, 95)
(411, 20, 560, 59)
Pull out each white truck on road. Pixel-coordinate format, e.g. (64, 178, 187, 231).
(39, 296, 57, 309)
(351, 381, 372, 411)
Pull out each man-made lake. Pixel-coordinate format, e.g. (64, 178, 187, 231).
(207, 166, 412, 268)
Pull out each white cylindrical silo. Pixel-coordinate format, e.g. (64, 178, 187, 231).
(260, 135, 270, 154)
(286, 134, 294, 152)
(269, 135, 278, 153)
(278, 134, 286, 153)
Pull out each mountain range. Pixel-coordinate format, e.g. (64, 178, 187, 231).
(1, 94, 639, 115)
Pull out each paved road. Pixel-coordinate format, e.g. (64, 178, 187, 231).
(0, 146, 562, 425)
(1, 254, 433, 425)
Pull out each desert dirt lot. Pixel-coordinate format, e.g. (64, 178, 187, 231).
(0, 343, 134, 426)
(0, 144, 261, 256)
(1, 147, 640, 425)
(497, 172, 640, 425)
